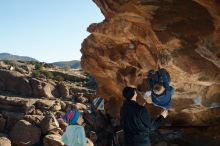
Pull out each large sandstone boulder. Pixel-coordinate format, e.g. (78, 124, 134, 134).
(9, 120, 41, 146)
(0, 61, 9, 70)
(15, 67, 28, 75)
(170, 106, 220, 126)
(81, 0, 220, 124)
(43, 134, 64, 146)
(23, 115, 44, 126)
(57, 83, 69, 97)
(40, 113, 61, 135)
(60, 101, 66, 111)
(3, 112, 25, 132)
(35, 99, 61, 112)
(76, 94, 89, 103)
(35, 99, 55, 111)
(29, 78, 57, 98)
(69, 86, 95, 99)
(75, 103, 87, 111)
(0, 70, 32, 96)
(0, 96, 37, 113)
(50, 100, 62, 112)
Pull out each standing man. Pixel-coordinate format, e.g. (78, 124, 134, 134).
(120, 86, 168, 146)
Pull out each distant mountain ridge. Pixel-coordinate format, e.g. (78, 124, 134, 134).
(52, 60, 81, 68)
(0, 53, 38, 62)
(0, 52, 80, 68)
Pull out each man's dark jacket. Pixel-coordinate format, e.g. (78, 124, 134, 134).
(120, 100, 165, 146)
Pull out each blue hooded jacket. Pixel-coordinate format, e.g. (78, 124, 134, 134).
(148, 68, 175, 109)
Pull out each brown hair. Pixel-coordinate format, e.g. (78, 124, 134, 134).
(153, 84, 165, 95)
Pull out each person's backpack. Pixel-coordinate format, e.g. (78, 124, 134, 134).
(92, 97, 105, 111)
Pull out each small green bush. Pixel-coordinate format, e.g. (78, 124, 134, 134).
(3, 60, 17, 67)
(31, 70, 54, 79)
(32, 70, 41, 78)
(35, 63, 43, 70)
(42, 70, 54, 79)
(54, 75, 65, 82)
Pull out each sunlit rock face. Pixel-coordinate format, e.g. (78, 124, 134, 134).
(81, 0, 220, 123)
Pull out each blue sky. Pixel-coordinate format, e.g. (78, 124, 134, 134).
(0, 0, 104, 63)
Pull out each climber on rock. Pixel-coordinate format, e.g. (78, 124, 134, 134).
(144, 59, 175, 109)
(120, 86, 168, 146)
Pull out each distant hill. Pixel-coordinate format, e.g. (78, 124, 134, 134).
(0, 53, 38, 62)
(0, 53, 80, 69)
(52, 60, 81, 69)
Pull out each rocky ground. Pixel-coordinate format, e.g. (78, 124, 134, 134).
(0, 60, 98, 146)
(0, 60, 220, 146)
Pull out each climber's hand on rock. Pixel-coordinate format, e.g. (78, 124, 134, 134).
(156, 59, 162, 70)
(146, 97, 152, 104)
(161, 110, 168, 118)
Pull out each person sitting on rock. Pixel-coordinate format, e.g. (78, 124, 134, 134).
(61, 110, 94, 146)
(145, 59, 175, 109)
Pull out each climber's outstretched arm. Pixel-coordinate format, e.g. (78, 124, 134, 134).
(156, 59, 163, 70)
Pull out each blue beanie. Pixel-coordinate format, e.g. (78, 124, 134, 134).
(63, 110, 81, 125)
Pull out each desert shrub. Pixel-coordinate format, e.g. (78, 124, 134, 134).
(32, 70, 41, 78)
(29, 61, 39, 65)
(35, 63, 43, 70)
(31, 70, 54, 79)
(54, 75, 65, 82)
(41, 70, 54, 79)
(3, 60, 17, 67)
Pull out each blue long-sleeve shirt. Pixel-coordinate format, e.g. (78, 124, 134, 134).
(148, 68, 174, 109)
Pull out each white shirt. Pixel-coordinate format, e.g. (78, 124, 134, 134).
(61, 125, 87, 146)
